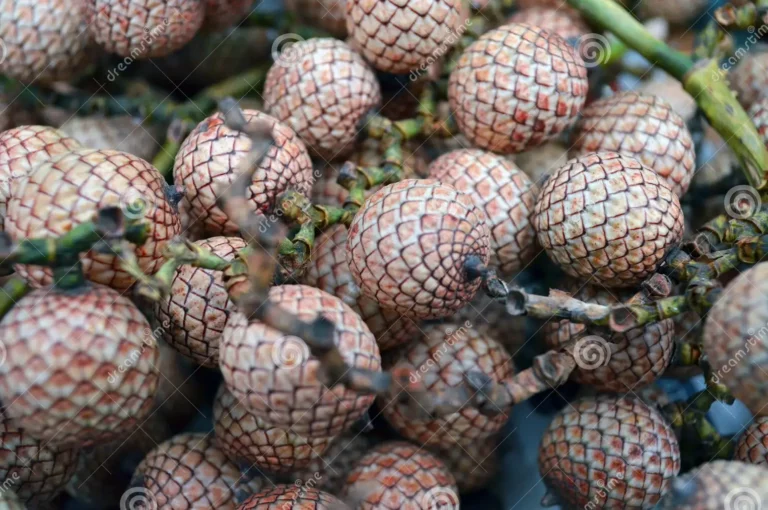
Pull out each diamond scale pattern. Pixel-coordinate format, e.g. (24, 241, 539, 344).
(133, 433, 266, 510)
(0, 285, 160, 448)
(6, 148, 181, 290)
(736, 416, 768, 465)
(237, 485, 349, 510)
(84, 0, 205, 58)
(570, 92, 696, 197)
(380, 326, 513, 449)
(448, 23, 588, 154)
(264, 38, 381, 160)
(533, 152, 685, 288)
(342, 441, 458, 510)
(730, 51, 768, 110)
(156, 236, 246, 367)
(285, 0, 347, 38)
(507, 6, 590, 43)
(346, 0, 465, 74)
(293, 430, 372, 496)
(174, 109, 313, 236)
(0, 125, 82, 228)
(346, 179, 491, 320)
(539, 395, 681, 509)
(704, 262, 768, 417)
(659, 461, 768, 509)
(429, 149, 539, 275)
(219, 285, 381, 438)
(544, 283, 674, 393)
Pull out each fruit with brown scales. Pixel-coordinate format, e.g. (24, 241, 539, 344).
(237, 485, 349, 510)
(736, 416, 768, 466)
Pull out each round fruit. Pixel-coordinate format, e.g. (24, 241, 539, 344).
(157, 236, 246, 367)
(203, 0, 253, 31)
(0, 417, 78, 506)
(213, 385, 332, 474)
(704, 262, 768, 417)
(84, 0, 205, 58)
(736, 417, 768, 466)
(347, 179, 491, 319)
(728, 51, 768, 110)
(0, 125, 81, 228)
(448, 23, 588, 154)
(544, 283, 674, 393)
(0, 285, 160, 448)
(429, 149, 539, 275)
(432, 436, 498, 493)
(346, 0, 466, 74)
(132, 433, 266, 510)
(219, 284, 381, 438)
(343, 441, 459, 510)
(285, 0, 347, 37)
(6, 148, 181, 290)
(637, 71, 697, 123)
(637, 0, 709, 24)
(58, 115, 163, 162)
(539, 394, 680, 508)
(264, 38, 381, 160)
(237, 485, 349, 510)
(293, 431, 372, 496)
(659, 460, 768, 509)
(0, 0, 90, 83)
(174, 109, 313, 236)
(533, 152, 685, 288)
(304, 224, 421, 351)
(380, 325, 513, 449)
(570, 92, 696, 197)
(507, 6, 590, 43)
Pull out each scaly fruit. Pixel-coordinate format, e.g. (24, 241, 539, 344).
(347, 179, 491, 319)
(539, 394, 680, 508)
(380, 325, 513, 449)
(448, 23, 588, 154)
(637, 71, 698, 123)
(343, 441, 459, 510)
(174, 109, 313, 236)
(6, 148, 181, 290)
(265, 38, 381, 160)
(0, 125, 81, 229)
(704, 262, 768, 417)
(570, 92, 696, 197)
(157, 236, 246, 367)
(659, 460, 768, 509)
(0, 0, 90, 83)
(533, 152, 685, 288)
(0, 417, 78, 506)
(293, 431, 372, 496)
(429, 149, 539, 275)
(0, 285, 160, 448)
(237, 485, 349, 510)
(729, 51, 768, 110)
(203, 0, 253, 31)
(736, 417, 768, 466)
(637, 0, 709, 24)
(213, 385, 332, 474)
(507, 6, 590, 43)
(346, 0, 465, 74)
(84, 0, 205, 58)
(544, 283, 674, 393)
(284, 0, 347, 38)
(58, 116, 164, 162)
(132, 433, 266, 510)
(219, 285, 381, 438)
(431, 436, 498, 494)
(304, 224, 421, 351)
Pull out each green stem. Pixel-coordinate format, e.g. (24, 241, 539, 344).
(0, 277, 30, 320)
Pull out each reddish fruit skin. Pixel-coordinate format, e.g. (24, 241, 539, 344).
(133, 433, 265, 510)
(507, 6, 590, 42)
(157, 236, 246, 367)
(285, 0, 347, 37)
(85, 0, 205, 58)
(237, 485, 349, 510)
(213, 385, 331, 474)
(264, 38, 381, 160)
(174, 109, 313, 236)
(570, 92, 696, 197)
(448, 23, 588, 154)
(347, 179, 491, 320)
(346, 0, 465, 74)
(659, 460, 768, 509)
(219, 285, 381, 438)
(730, 52, 768, 110)
(544, 284, 674, 393)
(203, 0, 253, 30)
(429, 149, 539, 275)
(380, 326, 513, 449)
(704, 262, 768, 417)
(343, 441, 458, 510)
(0, 285, 160, 448)
(304, 224, 420, 351)
(736, 416, 768, 465)
(6, 148, 181, 290)
(0, 417, 78, 506)
(539, 395, 681, 509)
(0, 125, 81, 228)
(0, 0, 90, 83)
(533, 152, 685, 288)
(293, 431, 372, 496)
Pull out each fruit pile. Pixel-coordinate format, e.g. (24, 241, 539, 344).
(0, 0, 767, 509)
